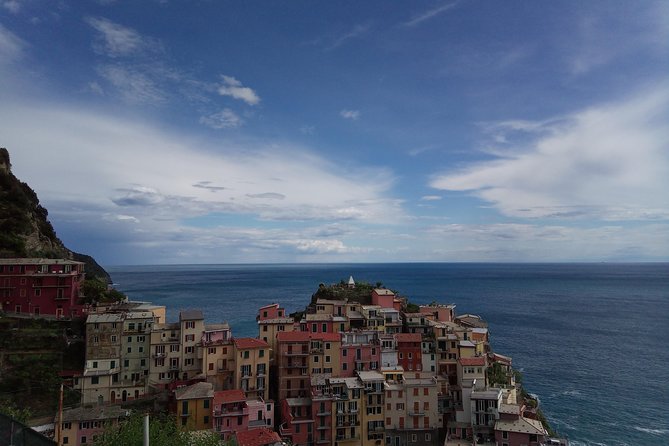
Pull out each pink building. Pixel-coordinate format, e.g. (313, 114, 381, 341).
(371, 288, 402, 310)
(258, 303, 288, 321)
(214, 389, 249, 439)
(57, 405, 127, 446)
(419, 304, 456, 322)
(0, 258, 86, 318)
(494, 403, 548, 446)
(279, 397, 314, 446)
(340, 331, 380, 377)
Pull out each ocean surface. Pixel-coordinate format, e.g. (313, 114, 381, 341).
(106, 263, 669, 446)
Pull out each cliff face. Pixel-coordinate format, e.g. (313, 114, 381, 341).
(0, 148, 110, 282)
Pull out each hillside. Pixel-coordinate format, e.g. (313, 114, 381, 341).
(0, 148, 110, 282)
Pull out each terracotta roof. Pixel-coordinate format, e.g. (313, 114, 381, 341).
(259, 303, 280, 310)
(277, 331, 341, 342)
(394, 333, 422, 343)
(214, 389, 246, 405)
(373, 289, 395, 296)
(234, 337, 269, 349)
(459, 356, 486, 366)
(235, 427, 281, 446)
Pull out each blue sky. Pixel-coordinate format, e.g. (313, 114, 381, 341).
(1, 1, 668, 264)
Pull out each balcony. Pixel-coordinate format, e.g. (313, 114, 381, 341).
(408, 411, 425, 417)
(152, 352, 166, 358)
(285, 349, 309, 356)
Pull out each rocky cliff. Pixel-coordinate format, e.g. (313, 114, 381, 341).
(0, 148, 110, 282)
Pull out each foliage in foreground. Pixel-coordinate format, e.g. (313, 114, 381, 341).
(94, 413, 221, 446)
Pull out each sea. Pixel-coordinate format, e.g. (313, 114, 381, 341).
(105, 263, 669, 446)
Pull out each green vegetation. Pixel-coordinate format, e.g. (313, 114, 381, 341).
(79, 278, 126, 304)
(0, 397, 32, 424)
(513, 368, 557, 437)
(94, 413, 222, 446)
(310, 280, 377, 305)
(0, 317, 85, 416)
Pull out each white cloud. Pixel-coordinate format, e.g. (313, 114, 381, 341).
(431, 85, 669, 221)
(420, 195, 442, 201)
(0, 24, 25, 64)
(199, 109, 243, 129)
(403, 2, 459, 28)
(340, 109, 360, 120)
(217, 75, 260, 106)
(0, 99, 400, 226)
(86, 17, 160, 57)
(327, 24, 371, 50)
(97, 64, 166, 104)
(2, 0, 20, 14)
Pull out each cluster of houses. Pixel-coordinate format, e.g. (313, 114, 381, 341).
(1, 260, 552, 446)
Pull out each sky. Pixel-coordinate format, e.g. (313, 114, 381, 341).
(1, 1, 668, 265)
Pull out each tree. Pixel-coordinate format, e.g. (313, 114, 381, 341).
(94, 413, 221, 446)
(0, 398, 32, 424)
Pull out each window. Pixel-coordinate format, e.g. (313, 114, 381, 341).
(342, 363, 348, 370)
(325, 355, 331, 362)
(342, 349, 347, 357)
(263, 325, 268, 332)
(124, 359, 129, 367)
(259, 349, 265, 357)
(424, 388, 429, 396)
(34, 288, 41, 296)
(186, 346, 194, 354)
(127, 347, 131, 353)
(110, 360, 115, 369)
(502, 431, 508, 440)
(129, 323, 135, 331)
(186, 321, 195, 329)
(243, 351, 249, 359)
(111, 335, 117, 342)
(63, 437, 69, 444)
(81, 436, 87, 444)
(140, 359, 146, 367)
(322, 323, 327, 332)
(413, 388, 418, 396)
(312, 323, 317, 333)
(204, 415, 209, 424)
(204, 399, 210, 408)
(186, 334, 195, 342)
(92, 361, 98, 368)
(425, 433, 431, 441)
(128, 336, 132, 343)
(93, 336, 99, 344)
(208, 347, 216, 354)
(91, 377, 99, 385)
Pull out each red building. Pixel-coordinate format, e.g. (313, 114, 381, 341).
(0, 258, 86, 318)
(234, 427, 282, 446)
(395, 333, 423, 372)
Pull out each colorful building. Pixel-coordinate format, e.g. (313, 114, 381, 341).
(0, 258, 86, 318)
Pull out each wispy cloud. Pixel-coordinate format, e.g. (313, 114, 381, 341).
(86, 17, 162, 58)
(2, 0, 20, 14)
(403, 2, 459, 28)
(327, 24, 371, 50)
(420, 195, 442, 201)
(340, 109, 360, 120)
(217, 75, 260, 106)
(431, 85, 669, 221)
(97, 64, 166, 104)
(0, 24, 25, 64)
(199, 108, 243, 129)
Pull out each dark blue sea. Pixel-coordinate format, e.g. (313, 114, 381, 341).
(105, 263, 669, 446)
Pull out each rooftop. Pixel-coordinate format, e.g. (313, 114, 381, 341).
(214, 389, 246, 404)
(86, 313, 123, 324)
(179, 309, 204, 321)
(395, 333, 422, 343)
(373, 289, 395, 296)
(234, 427, 282, 446)
(357, 370, 384, 382)
(495, 416, 547, 435)
(277, 331, 341, 342)
(175, 382, 214, 400)
(0, 258, 84, 265)
(459, 356, 486, 366)
(59, 405, 128, 423)
(234, 337, 269, 349)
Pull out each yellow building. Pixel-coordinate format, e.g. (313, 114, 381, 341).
(175, 381, 214, 430)
(357, 371, 385, 446)
(233, 337, 270, 400)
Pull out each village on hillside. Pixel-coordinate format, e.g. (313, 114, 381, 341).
(0, 259, 564, 446)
